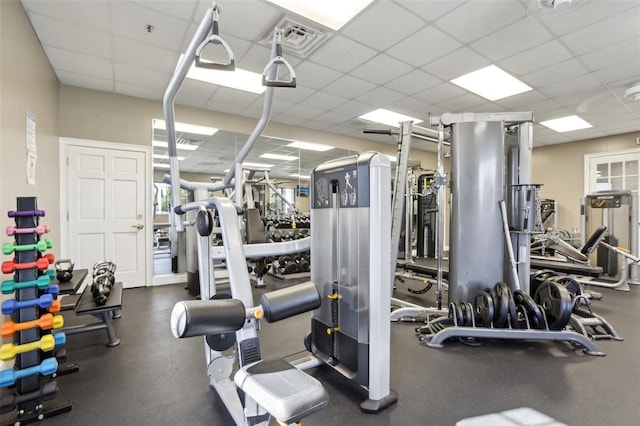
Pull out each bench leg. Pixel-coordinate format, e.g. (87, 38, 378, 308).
(91, 312, 121, 347)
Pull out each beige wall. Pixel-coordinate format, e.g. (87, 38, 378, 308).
(533, 132, 640, 230)
(0, 0, 61, 249)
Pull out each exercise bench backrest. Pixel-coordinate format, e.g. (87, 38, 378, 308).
(245, 208, 268, 244)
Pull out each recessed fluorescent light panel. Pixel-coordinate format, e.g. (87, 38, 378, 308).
(260, 153, 299, 161)
(287, 141, 334, 152)
(153, 154, 185, 161)
(153, 119, 218, 136)
(540, 115, 593, 132)
(153, 163, 170, 169)
(243, 162, 274, 168)
(290, 173, 310, 180)
(265, 0, 374, 30)
(152, 141, 199, 151)
(359, 108, 423, 128)
(180, 54, 266, 94)
(450, 65, 532, 101)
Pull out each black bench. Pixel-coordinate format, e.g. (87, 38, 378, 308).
(60, 282, 123, 347)
(55, 268, 88, 295)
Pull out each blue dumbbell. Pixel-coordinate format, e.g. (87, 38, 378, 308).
(1, 294, 53, 315)
(46, 284, 60, 298)
(0, 358, 58, 387)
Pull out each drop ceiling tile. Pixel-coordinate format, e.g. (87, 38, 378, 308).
(175, 96, 208, 109)
(114, 63, 168, 90)
(332, 100, 378, 117)
(22, 0, 110, 31)
(579, 38, 640, 71)
(384, 69, 442, 97)
(434, 0, 526, 43)
(387, 96, 431, 117)
(270, 85, 315, 103)
(593, 61, 640, 85)
(324, 75, 377, 99)
(421, 47, 491, 81)
(561, 9, 640, 56)
(300, 91, 349, 110)
(272, 113, 309, 127)
(130, 0, 199, 22)
(413, 82, 467, 105)
(56, 70, 114, 92)
(533, 0, 639, 36)
(110, 2, 190, 52)
(519, 99, 563, 115)
(539, 73, 602, 98)
(113, 37, 179, 74)
(386, 26, 462, 68)
(307, 35, 378, 73)
(498, 40, 573, 77)
(177, 80, 218, 101)
(46, 47, 113, 80)
(493, 90, 547, 110)
(357, 86, 406, 106)
(294, 62, 342, 90)
(523, 59, 590, 88)
(350, 54, 413, 85)
(283, 104, 326, 121)
(115, 81, 163, 101)
(395, 0, 466, 22)
(27, 13, 111, 58)
(432, 92, 488, 113)
(308, 111, 351, 126)
(471, 18, 553, 62)
(341, 2, 425, 51)
(210, 87, 262, 107)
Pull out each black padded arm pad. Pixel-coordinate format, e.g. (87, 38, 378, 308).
(581, 226, 608, 254)
(171, 299, 246, 338)
(261, 281, 320, 323)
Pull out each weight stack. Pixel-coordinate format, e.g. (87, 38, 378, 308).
(0, 197, 71, 423)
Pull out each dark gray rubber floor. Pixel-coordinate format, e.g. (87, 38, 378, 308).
(20, 275, 640, 426)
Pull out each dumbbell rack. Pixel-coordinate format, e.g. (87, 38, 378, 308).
(417, 301, 605, 356)
(1, 197, 71, 424)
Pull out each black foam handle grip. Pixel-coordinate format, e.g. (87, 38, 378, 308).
(171, 299, 246, 338)
(174, 205, 185, 215)
(260, 281, 320, 323)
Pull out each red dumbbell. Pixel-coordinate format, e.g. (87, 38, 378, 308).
(5, 224, 50, 236)
(2, 257, 50, 274)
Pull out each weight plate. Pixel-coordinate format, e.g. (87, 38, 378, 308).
(513, 290, 545, 329)
(530, 269, 559, 295)
(552, 275, 583, 299)
(534, 281, 573, 330)
(493, 283, 510, 328)
(474, 291, 495, 327)
(448, 301, 464, 326)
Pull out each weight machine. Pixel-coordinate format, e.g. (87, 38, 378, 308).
(164, 3, 396, 424)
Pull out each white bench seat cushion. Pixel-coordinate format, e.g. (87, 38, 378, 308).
(234, 358, 329, 423)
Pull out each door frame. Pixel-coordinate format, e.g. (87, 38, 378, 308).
(583, 147, 640, 194)
(59, 137, 153, 286)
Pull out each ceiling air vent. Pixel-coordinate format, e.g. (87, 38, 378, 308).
(259, 16, 332, 58)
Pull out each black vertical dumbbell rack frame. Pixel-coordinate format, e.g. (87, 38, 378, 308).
(4, 197, 71, 425)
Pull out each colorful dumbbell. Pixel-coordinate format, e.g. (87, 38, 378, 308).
(0, 333, 65, 361)
(7, 209, 45, 218)
(1, 313, 64, 338)
(1, 294, 53, 314)
(48, 299, 61, 313)
(47, 284, 60, 298)
(6, 224, 50, 236)
(0, 358, 58, 387)
(2, 239, 52, 255)
(1, 257, 50, 274)
(1, 275, 51, 294)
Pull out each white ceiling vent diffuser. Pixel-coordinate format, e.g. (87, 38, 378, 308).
(259, 16, 332, 58)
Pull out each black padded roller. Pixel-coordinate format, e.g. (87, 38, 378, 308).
(260, 281, 321, 323)
(170, 299, 246, 338)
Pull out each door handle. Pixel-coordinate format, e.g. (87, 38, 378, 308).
(132, 224, 144, 230)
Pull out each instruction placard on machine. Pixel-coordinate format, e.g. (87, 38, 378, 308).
(313, 166, 359, 209)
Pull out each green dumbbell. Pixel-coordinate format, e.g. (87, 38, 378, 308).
(2, 239, 52, 255)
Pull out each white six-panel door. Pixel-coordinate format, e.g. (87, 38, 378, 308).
(62, 139, 150, 288)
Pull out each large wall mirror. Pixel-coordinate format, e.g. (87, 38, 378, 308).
(151, 124, 355, 280)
